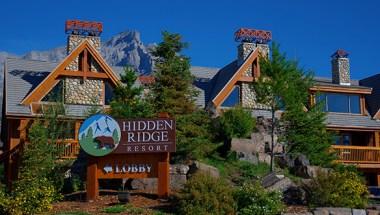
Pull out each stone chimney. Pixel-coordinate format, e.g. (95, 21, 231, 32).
(236, 28, 271, 66)
(331, 49, 350, 86)
(66, 20, 102, 54)
(64, 20, 104, 105)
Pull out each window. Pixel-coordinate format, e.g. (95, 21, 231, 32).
(334, 134, 351, 145)
(104, 82, 114, 105)
(316, 93, 361, 114)
(42, 80, 64, 102)
(221, 85, 240, 107)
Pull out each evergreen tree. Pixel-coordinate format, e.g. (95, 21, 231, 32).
(110, 66, 153, 118)
(253, 43, 333, 170)
(150, 31, 197, 116)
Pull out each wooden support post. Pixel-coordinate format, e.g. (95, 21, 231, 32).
(157, 152, 169, 198)
(377, 173, 380, 187)
(86, 157, 98, 201)
(375, 132, 380, 148)
(83, 49, 88, 81)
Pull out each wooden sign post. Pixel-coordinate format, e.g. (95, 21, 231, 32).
(80, 115, 175, 201)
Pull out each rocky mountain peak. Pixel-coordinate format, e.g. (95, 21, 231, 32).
(0, 30, 154, 75)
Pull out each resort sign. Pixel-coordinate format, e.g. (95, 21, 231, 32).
(78, 114, 176, 156)
(79, 114, 175, 201)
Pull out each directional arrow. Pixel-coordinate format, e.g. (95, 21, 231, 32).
(103, 164, 113, 174)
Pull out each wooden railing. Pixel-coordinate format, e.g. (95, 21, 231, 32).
(55, 140, 80, 159)
(332, 145, 380, 164)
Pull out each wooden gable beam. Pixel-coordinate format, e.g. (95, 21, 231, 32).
(21, 40, 120, 105)
(213, 49, 260, 107)
(59, 70, 108, 79)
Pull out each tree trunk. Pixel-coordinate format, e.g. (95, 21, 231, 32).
(270, 107, 275, 172)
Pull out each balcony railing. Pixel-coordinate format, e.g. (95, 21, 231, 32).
(55, 140, 80, 159)
(332, 145, 380, 164)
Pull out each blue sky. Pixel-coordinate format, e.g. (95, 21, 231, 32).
(1, 0, 380, 79)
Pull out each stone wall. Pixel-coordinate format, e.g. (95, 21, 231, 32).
(241, 83, 268, 109)
(64, 78, 103, 105)
(332, 57, 350, 85)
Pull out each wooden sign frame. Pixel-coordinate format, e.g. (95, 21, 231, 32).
(81, 114, 174, 201)
(86, 152, 169, 201)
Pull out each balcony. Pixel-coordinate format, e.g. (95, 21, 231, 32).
(55, 140, 80, 159)
(332, 145, 380, 168)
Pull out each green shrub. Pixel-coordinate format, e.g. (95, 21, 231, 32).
(8, 177, 56, 215)
(175, 110, 217, 162)
(234, 181, 284, 215)
(304, 170, 369, 208)
(218, 106, 255, 140)
(216, 106, 255, 156)
(178, 173, 236, 215)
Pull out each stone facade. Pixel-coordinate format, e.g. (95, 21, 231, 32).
(64, 78, 103, 105)
(241, 83, 268, 109)
(332, 57, 350, 85)
(238, 42, 256, 66)
(64, 34, 104, 105)
(67, 34, 101, 54)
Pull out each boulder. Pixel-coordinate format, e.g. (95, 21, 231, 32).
(283, 186, 307, 205)
(313, 207, 352, 215)
(170, 164, 189, 175)
(367, 209, 380, 215)
(236, 151, 258, 164)
(131, 178, 157, 193)
(258, 152, 271, 165)
(170, 174, 187, 191)
(262, 173, 294, 193)
(352, 209, 367, 215)
(294, 165, 329, 179)
(188, 161, 220, 178)
(294, 154, 310, 166)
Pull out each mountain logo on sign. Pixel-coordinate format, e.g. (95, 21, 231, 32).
(78, 114, 121, 157)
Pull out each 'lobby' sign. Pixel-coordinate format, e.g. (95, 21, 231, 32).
(79, 114, 176, 157)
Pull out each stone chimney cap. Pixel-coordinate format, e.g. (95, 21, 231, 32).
(65, 20, 103, 36)
(331, 49, 349, 59)
(234, 28, 272, 44)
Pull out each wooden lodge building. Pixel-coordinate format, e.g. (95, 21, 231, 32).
(2, 21, 380, 188)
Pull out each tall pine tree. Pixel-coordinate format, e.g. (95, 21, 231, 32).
(110, 66, 153, 118)
(253, 43, 334, 169)
(150, 31, 197, 116)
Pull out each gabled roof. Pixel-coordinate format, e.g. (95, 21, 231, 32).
(210, 48, 260, 107)
(191, 66, 220, 107)
(21, 40, 119, 105)
(360, 74, 380, 118)
(4, 58, 109, 118)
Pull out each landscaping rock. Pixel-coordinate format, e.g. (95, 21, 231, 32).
(367, 209, 380, 215)
(352, 209, 366, 215)
(313, 207, 352, 215)
(131, 178, 157, 193)
(258, 152, 271, 164)
(293, 164, 329, 179)
(170, 174, 187, 191)
(188, 161, 220, 178)
(170, 164, 189, 175)
(236, 151, 258, 164)
(262, 173, 294, 193)
(312, 208, 329, 215)
(262, 172, 281, 188)
(283, 186, 307, 205)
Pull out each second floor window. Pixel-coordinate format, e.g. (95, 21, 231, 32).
(316, 93, 360, 114)
(221, 85, 240, 107)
